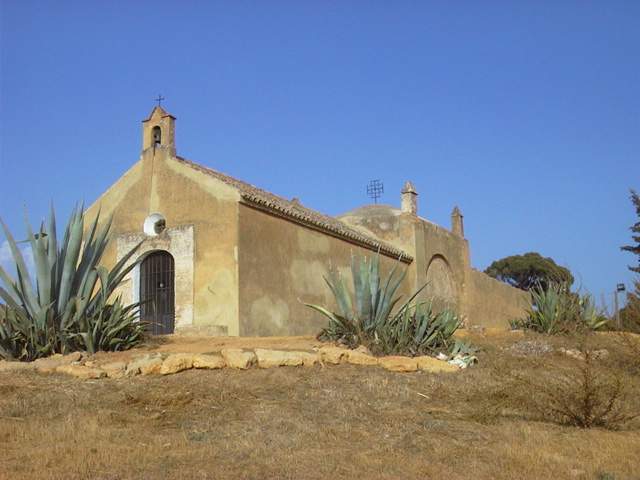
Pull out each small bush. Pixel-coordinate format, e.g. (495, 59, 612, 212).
(615, 332, 640, 376)
(508, 345, 638, 429)
(306, 253, 469, 358)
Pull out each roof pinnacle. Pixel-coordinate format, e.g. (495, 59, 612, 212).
(401, 181, 417, 195)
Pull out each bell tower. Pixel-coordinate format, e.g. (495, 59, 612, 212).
(142, 105, 176, 156)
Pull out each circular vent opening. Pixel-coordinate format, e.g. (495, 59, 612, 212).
(143, 213, 167, 237)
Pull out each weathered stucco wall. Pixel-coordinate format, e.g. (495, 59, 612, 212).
(237, 204, 412, 336)
(464, 269, 530, 328)
(339, 207, 470, 314)
(414, 219, 531, 328)
(158, 152, 240, 336)
(415, 220, 469, 311)
(84, 157, 151, 285)
(85, 145, 241, 335)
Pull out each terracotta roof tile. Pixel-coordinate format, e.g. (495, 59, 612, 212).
(175, 156, 412, 263)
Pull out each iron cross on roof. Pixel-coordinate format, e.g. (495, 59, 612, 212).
(154, 94, 165, 106)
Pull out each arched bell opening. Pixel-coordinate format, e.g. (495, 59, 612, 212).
(152, 125, 162, 146)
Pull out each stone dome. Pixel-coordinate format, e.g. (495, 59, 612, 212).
(337, 204, 403, 242)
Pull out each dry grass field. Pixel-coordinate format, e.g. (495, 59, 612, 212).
(1, 332, 639, 480)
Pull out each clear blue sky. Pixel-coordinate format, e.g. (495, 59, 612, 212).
(1, 1, 638, 308)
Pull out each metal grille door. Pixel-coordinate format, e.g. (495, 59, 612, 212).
(140, 251, 175, 335)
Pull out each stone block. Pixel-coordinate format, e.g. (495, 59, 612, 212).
(345, 350, 378, 366)
(378, 356, 418, 373)
(299, 351, 320, 367)
(127, 354, 164, 376)
(221, 349, 255, 369)
(34, 352, 83, 374)
(192, 354, 225, 369)
(101, 361, 128, 379)
(0, 361, 36, 372)
(255, 349, 311, 368)
(56, 364, 106, 379)
(160, 353, 194, 375)
(318, 346, 348, 364)
(559, 348, 609, 361)
(415, 355, 459, 373)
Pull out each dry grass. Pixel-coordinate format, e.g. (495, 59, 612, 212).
(482, 338, 639, 429)
(1, 332, 639, 480)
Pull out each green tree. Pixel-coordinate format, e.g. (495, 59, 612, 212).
(484, 252, 574, 291)
(619, 279, 640, 333)
(621, 189, 640, 274)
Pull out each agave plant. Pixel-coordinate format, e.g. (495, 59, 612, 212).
(0, 205, 144, 360)
(524, 282, 576, 334)
(448, 339, 478, 360)
(579, 294, 609, 331)
(523, 283, 609, 334)
(0, 305, 36, 360)
(307, 253, 421, 348)
(376, 300, 462, 356)
(306, 252, 464, 357)
(73, 295, 144, 353)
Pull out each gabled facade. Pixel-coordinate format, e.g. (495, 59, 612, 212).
(86, 107, 529, 336)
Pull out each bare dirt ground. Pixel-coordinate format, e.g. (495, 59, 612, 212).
(1, 331, 639, 480)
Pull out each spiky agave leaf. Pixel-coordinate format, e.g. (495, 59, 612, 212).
(352, 254, 372, 328)
(323, 267, 353, 322)
(0, 217, 38, 315)
(57, 205, 84, 315)
(579, 293, 609, 331)
(373, 257, 405, 327)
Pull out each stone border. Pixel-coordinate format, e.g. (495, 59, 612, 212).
(0, 346, 460, 379)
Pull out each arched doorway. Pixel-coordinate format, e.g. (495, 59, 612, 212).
(140, 251, 175, 335)
(425, 255, 457, 309)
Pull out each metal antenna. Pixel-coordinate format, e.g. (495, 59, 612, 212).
(366, 179, 384, 204)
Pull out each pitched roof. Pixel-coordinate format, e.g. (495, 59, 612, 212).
(142, 106, 176, 122)
(174, 156, 413, 263)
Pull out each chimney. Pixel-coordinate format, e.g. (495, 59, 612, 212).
(451, 206, 464, 237)
(401, 181, 418, 215)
